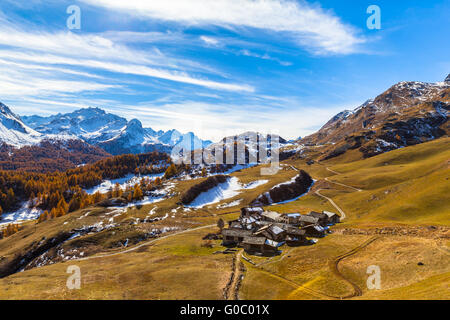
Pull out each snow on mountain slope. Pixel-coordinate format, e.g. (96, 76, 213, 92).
(300, 74, 450, 159)
(22, 107, 128, 144)
(0, 102, 42, 147)
(22, 106, 212, 155)
(199, 131, 287, 165)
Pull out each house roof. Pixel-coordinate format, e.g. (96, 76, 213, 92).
(269, 225, 285, 235)
(241, 207, 263, 215)
(298, 215, 319, 223)
(286, 213, 301, 218)
(284, 227, 306, 236)
(261, 211, 282, 221)
(302, 224, 324, 231)
(323, 211, 338, 218)
(222, 229, 253, 237)
(253, 225, 270, 235)
(241, 217, 257, 224)
(314, 225, 325, 232)
(243, 236, 266, 245)
(265, 239, 283, 248)
(308, 211, 328, 219)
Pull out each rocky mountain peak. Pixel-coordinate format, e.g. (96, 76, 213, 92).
(445, 74, 450, 83)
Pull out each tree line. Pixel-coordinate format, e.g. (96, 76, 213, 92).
(0, 152, 170, 219)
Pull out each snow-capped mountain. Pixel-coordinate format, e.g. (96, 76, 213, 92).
(194, 131, 287, 165)
(0, 102, 42, 147)
(300, 74, 449, 159)
(22, 107, 212, 155)
(22, 107, 129, 144)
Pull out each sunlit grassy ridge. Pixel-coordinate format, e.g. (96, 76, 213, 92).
(0, 138, 448, 299)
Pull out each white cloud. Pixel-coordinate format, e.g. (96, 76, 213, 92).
(80, 0, 365, 54)
(0, 18, 253, 93)
(200, 36, 220, 46)
(111, 100, 344, 141)
(239, 49, 292, 66)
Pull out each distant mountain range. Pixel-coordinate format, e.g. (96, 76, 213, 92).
(0, 105, 212, 155)
(0, 74, 448, 170)
(300, 74, 449, 160)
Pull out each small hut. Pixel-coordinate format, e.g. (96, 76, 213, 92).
(242, 236, 282, 255)
(261, 211, 283, 223)
(281, 213, 301, 225)
(302, 224, 326, 238)
(283, 227, 307, 246)
(297, 215, 320, 227)
(307, 211, 329, 227)
(222, 229, 253, 246)
(323, 211, 340, 225)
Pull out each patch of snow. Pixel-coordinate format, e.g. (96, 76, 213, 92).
(243, 180, 268, 189)
(0, 201, 43, 226)
(186, 177, 242, 208)
(85, 172, 164, 194)
(216, 199, 243, 209)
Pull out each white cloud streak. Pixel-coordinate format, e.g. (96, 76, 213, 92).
(0, 18, 253, 94)
(112, 100, 344, 141)
(80, 0, 365, 54)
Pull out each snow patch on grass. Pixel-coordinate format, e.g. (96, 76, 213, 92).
(85, 172, 164, 194)
(186, 177, 242, 208)
(0, 201, 43, 226)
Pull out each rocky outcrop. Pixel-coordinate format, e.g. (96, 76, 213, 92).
(301, 75, 449, 160)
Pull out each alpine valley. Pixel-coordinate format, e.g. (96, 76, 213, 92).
(0, 75, 448, 301)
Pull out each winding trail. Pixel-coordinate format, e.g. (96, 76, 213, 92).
(242, 236, 379, 299)
(288, 164, 354, 221)
(315, 189, 347, 221)
(324, 167, 363, 192)
(328, 236, 379, 299)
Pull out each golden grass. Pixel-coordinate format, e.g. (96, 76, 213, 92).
(0, 138, 449, 300)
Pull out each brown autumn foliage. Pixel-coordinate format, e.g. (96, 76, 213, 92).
(0, 140, 111, 173)
(0, 152, 170, 222)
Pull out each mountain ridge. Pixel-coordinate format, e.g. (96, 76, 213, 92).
(299, 74, 449, 160)
(20, 106, 213, 155)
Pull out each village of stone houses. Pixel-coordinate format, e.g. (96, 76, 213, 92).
(218, 208, 340, 256)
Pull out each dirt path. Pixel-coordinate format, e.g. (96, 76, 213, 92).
(247, 262, 333, 299)
(328, 236, 379, 299)
(325, 167, 341, 175)
(228, 250, 244, 300)
(288, 164, 348, 220)
(242, 236, 379, 300)
(324, 167, 363, 192)
(315, 189, 347, 221)
(75, 224, 216, 262)
(324, 177, 363, 192)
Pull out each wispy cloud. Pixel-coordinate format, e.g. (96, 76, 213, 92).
(80, 0, 366, 55)
(239, 49, 292, 66)
(111, 100, 345, 141)
(200, 35, 221, 47)
(0, 16, 253, 94)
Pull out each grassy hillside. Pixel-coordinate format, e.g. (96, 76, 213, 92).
(0, 138, 448, 300)
(281, 137, 449, 225)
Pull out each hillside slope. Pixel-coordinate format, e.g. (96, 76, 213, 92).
(300, 75, 449, 161)
(281, 137, 449, 225)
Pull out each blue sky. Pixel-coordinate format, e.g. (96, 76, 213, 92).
(0, 0, 449, 141)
